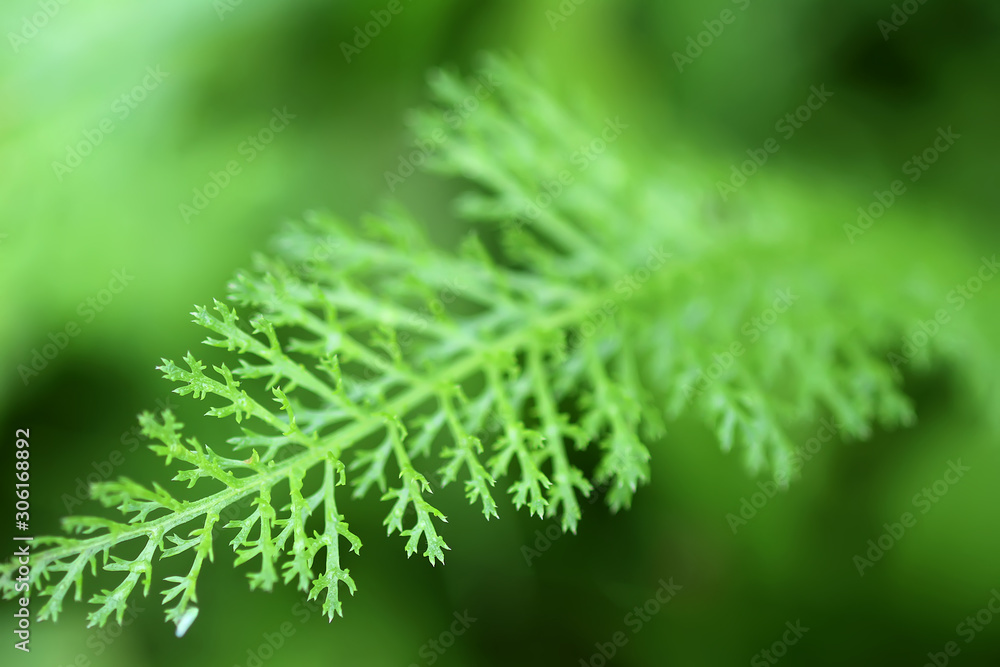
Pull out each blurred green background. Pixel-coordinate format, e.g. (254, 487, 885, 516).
(2, 0, 999, 665)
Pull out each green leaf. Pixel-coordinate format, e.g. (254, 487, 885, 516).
(0, 54, 965, 635)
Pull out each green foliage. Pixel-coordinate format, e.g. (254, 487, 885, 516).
(0, 56, 966, 636)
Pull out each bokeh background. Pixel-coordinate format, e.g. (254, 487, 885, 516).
(3, 1, 999, 665)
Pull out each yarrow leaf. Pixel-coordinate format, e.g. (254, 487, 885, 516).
(0, 54, 973, 635)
